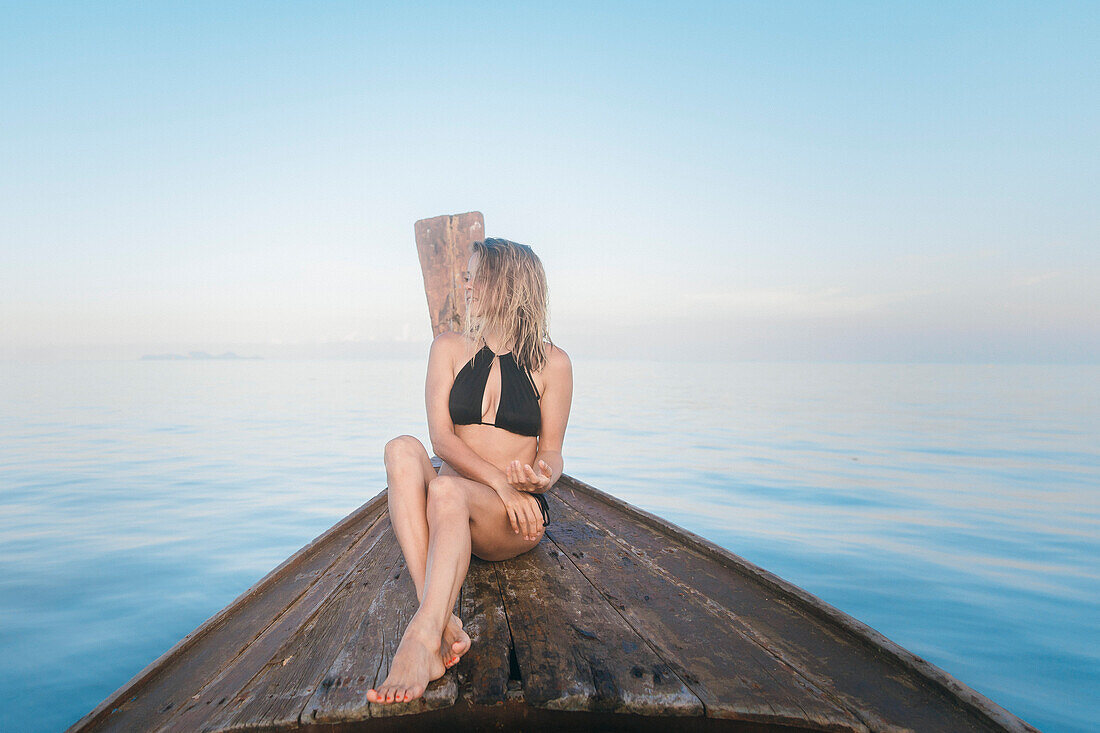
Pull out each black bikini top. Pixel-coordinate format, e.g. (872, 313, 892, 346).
(449, 344, 542, 437)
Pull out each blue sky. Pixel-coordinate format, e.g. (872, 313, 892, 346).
(1, 1, 1097, 361)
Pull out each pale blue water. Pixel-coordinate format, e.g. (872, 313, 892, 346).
(1, 359, 1096, 732)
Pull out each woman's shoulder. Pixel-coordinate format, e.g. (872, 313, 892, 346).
(541, 342, 571, 373)
(432, 330, 466, 348)
(429, 331, 475, 367)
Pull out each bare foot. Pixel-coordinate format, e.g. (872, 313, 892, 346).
(442, 613, 471, 668)
(366, 623, 446, 705)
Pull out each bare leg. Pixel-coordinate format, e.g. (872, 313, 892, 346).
(368, 474, 543, 704)
(368, 475, 470, 703)
(383, 436, 470, 666)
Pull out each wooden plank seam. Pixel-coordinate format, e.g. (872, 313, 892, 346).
(151, 510, 392, 732)
(66, 492, 390, 733)
(537, 529, 706, 717)
(167, 512, 400, 730)
(190, 512, 389, 718)
(548, 489, 871, 730)
(489, 562, 523, 700)
(193, 519, 406, 730)
(554, 477, 1034, 730)
(555, 476, 1036, 733)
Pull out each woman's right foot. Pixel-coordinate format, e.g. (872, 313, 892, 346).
(367, 622, 446, 704)
(442, 613, 471, 668)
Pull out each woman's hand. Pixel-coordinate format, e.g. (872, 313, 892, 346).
(506, 459, 553, 494)
(493, 484, 545, 541)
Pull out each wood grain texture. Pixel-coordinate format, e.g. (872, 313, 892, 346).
(413, 212, 484, 337)
(456, 556, 512, 706)
(156, 509, 393, 732)
(551, 478, 1021, 733)
(201, 518, 407, 731)
(496, 537, 703, 717)
(362, 556, 459, 719)
(70, 492, 388, 733)
(69, 474, 1038, 732)
(543, 493, 863, 731)
(297, 542, 455, 723)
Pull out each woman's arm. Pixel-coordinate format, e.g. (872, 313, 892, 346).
(508, 345, 573, 494)
(424, 332, 509, 493)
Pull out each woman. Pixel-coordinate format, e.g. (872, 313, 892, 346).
(366, 238, 573, 705)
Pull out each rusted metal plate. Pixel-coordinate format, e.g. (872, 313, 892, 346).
(414, 212, 484, 336)
(496, 537, 703, 717)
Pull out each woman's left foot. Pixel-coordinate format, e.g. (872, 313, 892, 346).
(442, 613, 471, 668)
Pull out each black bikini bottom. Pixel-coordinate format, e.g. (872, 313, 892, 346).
(532, 492, 551, 526)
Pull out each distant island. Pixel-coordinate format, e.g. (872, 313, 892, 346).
(139, 351, 262, 361)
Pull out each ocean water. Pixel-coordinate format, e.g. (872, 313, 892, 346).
(0, 358, 1096, 732)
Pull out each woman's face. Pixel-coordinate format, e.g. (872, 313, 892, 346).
(464, 253, 480, 314)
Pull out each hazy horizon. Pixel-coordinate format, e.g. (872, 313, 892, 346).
(2, 2, 1097, 364)
(6, 334, 1098, 364)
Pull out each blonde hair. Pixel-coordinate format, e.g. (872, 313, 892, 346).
(463, 238, 552, 372)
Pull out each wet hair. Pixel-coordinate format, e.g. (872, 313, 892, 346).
(462, 237, 552, 372)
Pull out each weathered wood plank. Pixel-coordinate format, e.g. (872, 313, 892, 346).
(203, 518, 407, 731)
(156, 507, 394, 732)
(552, 478, 1019, 732)
(72, 492, 388, 733)
(456, 556, 512, 706)
(360, 556, 459, 719)
(414, 212, 483, 337)
(544, 492, 866, 731)
(496, 537, 703, 717)
(298, 548, 458, 724)
(72, 470, 1037, 732)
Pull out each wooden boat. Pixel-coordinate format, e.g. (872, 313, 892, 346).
(67, 472, 1037, 732)
(68, 214, 1038, 732)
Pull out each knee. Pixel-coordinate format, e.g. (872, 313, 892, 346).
(426, 476, 468, 517)
(384, 435, 424, 467)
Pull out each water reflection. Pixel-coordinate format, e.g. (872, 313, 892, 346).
(0, 359, 1096, 732)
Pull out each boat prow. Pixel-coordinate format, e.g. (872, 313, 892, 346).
(68, 472, 1036, 732)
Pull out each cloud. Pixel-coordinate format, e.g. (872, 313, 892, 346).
(683, 286, 913, 319)
(1009, 271, 1063, 288)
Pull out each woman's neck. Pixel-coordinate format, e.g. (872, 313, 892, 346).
(481, 330, 513, 355)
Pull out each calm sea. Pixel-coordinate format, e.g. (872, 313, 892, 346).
(1, 359, 1096, 732)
